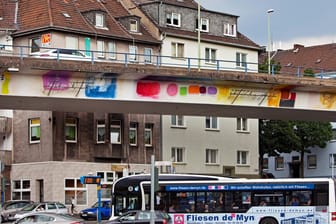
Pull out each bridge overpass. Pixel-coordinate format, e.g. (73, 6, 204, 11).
(1, 56, 336, 121)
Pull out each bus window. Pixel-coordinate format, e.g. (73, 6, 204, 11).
(253, 193, 284, 206)
(286, 191, 312, 206)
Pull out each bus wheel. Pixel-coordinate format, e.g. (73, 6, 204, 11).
(260, 217, 278, 224)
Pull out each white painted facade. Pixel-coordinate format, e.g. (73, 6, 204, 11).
(162, 116, 260, 177)
(160, 36, 259, 72)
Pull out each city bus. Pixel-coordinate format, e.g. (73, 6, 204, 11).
(111, 174, 336, 224)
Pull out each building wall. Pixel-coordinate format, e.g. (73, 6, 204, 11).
(161, 36, 259, 72)
(162, 116, 259, 177)
(10, 161, 150, 210)
(13, 110, 53, 163)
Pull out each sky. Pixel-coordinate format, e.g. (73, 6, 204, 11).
(198, 0, 336, 50)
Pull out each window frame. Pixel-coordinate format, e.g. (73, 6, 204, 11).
(129, 122, 138, 146)
(64, 178, 87, 206)
(205, 47, 217, 64)
(130, 19, 138, 32)
(236, 118, 248, 132)
(236, 52, 247, 68)
(108, 41, 116, 59)
(129, 45, 138, 61)
(330, 154, 336, 168)
(144, 123, 153, 147)
(97, 40, 105, 58)
(95, 13, 104, 27)
(171, 147, 185, 163)
(96, 120, 106, 144)
(196, 18, 209, 32)
(110, 120, 122, 144)
(171, 42, 184, 58)
(12, 180, 31, 201)
(29, 118, 41, 144)
(237, 150, 249, 165)
(205, 148, 218, 164)
(307, 154, 317, 169)
(144, 48, 153, 64)
(166, 12, 181, 27)
(224, 23, 236, 37)
(30, 37, 41, 53)
(205, 116, 218, 130)
(262, 158, 269, 170)
(275, 156, 284, 170)
(65, 118, 77, 143)
(171, 115, 185, 127)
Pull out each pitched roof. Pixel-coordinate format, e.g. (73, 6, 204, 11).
(13, 0, 159, 44)
(0, 0, 18, 30)
(272, 44, 336, 75)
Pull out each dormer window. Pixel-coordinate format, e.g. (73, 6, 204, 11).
(95, 13, 104, 27)
(166, 12, 181, 27)
(196, 18, 209, 32)
(224, 23, 236, 37)
(130, 19, 138, 32)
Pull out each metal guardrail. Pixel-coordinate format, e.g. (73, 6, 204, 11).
(0, 44, 334, 78)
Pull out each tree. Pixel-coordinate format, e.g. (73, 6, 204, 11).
(259, 120, 333, 177)
(258, 58, 281, 74)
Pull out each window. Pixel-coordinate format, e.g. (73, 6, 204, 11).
(166, 12, 181, 27)
(275, 157, 284, 170)
(96, 171, 115, 183)
(262, 158, 269, 170)
(108, 41, 116, 59)
(110, 120, 121, 144)
(96, 120, 105, 144)
(129, 45, 138, 61)
(29, 118, 40, 144)
(129, 122, 138, 146)
(12, 180, 30, 200)
(171, 147, 185, 163)
(144, 48, 152, 64)
(171, 42, 184, 58)
(64, 178, 87, 206)
(130, 19, 138, 32)
(205, 48, 217, 63)
(237, 118, 248, 132)
(96, 171, 115, 198)
(195, 18, 209, 32)
(95, 13, 104, 27)
(330, 154, 336, 168)
(224, 23, 236, 36)
(206, 149, 218, 164)
(237, 151, 248, 165)
(236, 52, 247, 68)
(171, 115, 185, 127)
(97, 40, 105, 58)
(205, 116, 218, 129)
(30, 37, 41, 53)
(144, 123, 153, 147)
(307, 155, 316, 169)
(65, 118, 77, 143)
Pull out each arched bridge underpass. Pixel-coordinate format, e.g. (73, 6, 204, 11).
(1, 56, 336, 121)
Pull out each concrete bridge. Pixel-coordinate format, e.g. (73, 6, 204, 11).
(1, 56, 336, 121)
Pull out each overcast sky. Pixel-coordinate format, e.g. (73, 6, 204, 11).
(198, 0, 336, 50)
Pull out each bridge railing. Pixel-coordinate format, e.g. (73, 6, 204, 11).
(0, 44, 334, 78)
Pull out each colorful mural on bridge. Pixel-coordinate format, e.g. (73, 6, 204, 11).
(1, 70, 336, 111)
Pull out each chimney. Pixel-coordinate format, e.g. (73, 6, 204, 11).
(293, 44, 304, 49)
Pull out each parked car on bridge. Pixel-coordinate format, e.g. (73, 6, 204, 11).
(79, 200, 111, 220)
(13, 202, 68, 220)
(13, 212, 84, 224)
(30, 49, 91, 61)
(1, 200, 33, 223)
(107, 210, 172, 224)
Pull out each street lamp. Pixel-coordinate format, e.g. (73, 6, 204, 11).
(267, 9, 274, 75)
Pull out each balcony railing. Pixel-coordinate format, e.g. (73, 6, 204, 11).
(0, 44, 334, 78)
